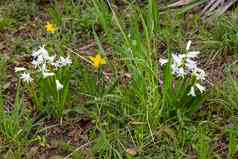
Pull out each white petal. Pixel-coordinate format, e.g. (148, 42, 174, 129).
(39, 47, 49, 58)
(32, 60, 40, 68)
(56, 80, 63, 90)
(186, 40, 192, 51)
(177, 68, 186, 77)
(187, 86, 196, 97)
(193, 68, 206, 81)
(186, 59, 197, 71)
(39, 63, 48, 73)
(15, 67, 26, 72)
(172, 53, 183, 65)
(172, 65, 186, 78)
(20, 72, 33, 83)
(159, 58, 168, 66)
(53, 56, 72, 68)
(32, 47, 49, 58)
(195, 83, 206, 93)
(47, 55, 56, 64)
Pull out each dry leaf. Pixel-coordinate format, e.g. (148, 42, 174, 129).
(126, 148, 137, 156)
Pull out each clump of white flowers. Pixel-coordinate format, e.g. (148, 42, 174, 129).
(15, 46, 72, 91)
(159, 40, 206, 97)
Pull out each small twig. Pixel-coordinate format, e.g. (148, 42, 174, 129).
(167, 0, 192, 8)
(79, 41, 97, 51)
(64, 46, 93, 65)
(64, 140, 95, 159)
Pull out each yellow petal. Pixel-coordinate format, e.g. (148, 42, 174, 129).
(100, 58, 106, 65)
(89, 54, 106, 69)
(95, 54, 101, 60)
(46, 22, 56, 33)
(89, 56, 95, 61)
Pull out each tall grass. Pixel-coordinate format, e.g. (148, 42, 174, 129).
(0, 88, 32, 145)
(72, 0, 209, 157)
(200, 15, 238, 57)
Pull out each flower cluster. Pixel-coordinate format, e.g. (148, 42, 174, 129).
(15, 46, 72, 91)
(159, 40, 206, 97)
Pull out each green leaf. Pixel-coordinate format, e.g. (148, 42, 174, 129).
(92, 130, 110, 154)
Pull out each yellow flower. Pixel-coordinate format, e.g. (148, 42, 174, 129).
(89, 54, 106, 69)
(45, 22, 56, 33)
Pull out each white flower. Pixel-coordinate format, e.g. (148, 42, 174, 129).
(20, 72, 33, 83)
(51, 60, 61, 68)
(171, 64, 179, 75)
(32, 47, 56, 68)
(53, 56, 72, 68)
(32, 47, 49, 59)
(193, 68, 206, 81)
(176, 67, 186, 77)
(186, 40, 192, 51)
(32, 54, 45, 68)
(56, 80, 63, 90)
(39, 63, 49, 73)
(188, 86, 196, 97)
(172, 53, 183, 65)
(15, 67, 26, 72)
(186, 59, 197, 71)
(59, 56, 72, 66)
(159, 58, 168, 66)
(42, 72, 55, 78)
(48, 55, 56, 64)
(32, 59, 41, 68)
(195, 83, 206, 93)
(172, 64, 186, 78)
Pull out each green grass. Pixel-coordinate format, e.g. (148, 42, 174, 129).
(200, 14, 238, 57)
(0, 0, 237, 158)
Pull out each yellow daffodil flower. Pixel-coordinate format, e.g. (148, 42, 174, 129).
(45, 22, 56, 33)
(89, 54, 106, 69)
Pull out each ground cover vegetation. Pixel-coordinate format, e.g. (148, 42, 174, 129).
(0, 0, 238, 158)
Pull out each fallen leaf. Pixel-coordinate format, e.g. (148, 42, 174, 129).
(126, 148, 137, 156)
(49, 155, 64, 159)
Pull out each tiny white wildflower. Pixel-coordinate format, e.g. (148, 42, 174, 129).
(32, 47, 56, 68)
(172, 53, 183, 66)
(171, 63, 177, 73)
(176, 67, 186, 77)
(52, 61, 61, 68)
(193, 68, 206, 81)
(188, 86, 196, 97)
(159, 58, 168, 66)
(48, 55, 56, 64)
(56, 80, 63, 90)
(20, 72, 33, 83)
(14, 67, 26, 72)
(32, 59, 41, 68)
(39, 63, 49, 73)
(32, 54, 45, 68)
(186, 59, 197, 71)
(59, 56, 72, 66)
(172, 65, 186, 78)
(32, 47, 49, 59)
(53, 56, 72, 68)
(195, 83, 206, 93)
